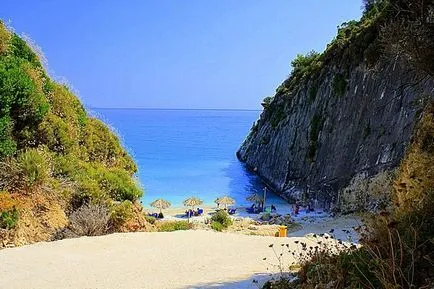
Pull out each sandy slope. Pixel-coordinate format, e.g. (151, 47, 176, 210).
(0, 217, 360, 289)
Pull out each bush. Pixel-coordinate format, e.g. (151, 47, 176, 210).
(290, 51, 322, 81)
(210, 210, 232, 231)
(10, 34, 40, 66)
(0, 207, 19, 229)
(109, 200, 134, 230)
(260, 212, 271, 221)
(0, 149, 52, 193)
(157, 221, 192, 232)
(100, 168, 143, 201)
(261, 96, 274, 109)
(210, 221, 224, 232)
(17, 149, 51, 189)
(68, 203, 109, 237)
(144, 215, 156, 225)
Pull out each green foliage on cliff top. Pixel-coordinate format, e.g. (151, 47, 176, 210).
(0, 21, 143, 241)
(274, 0, 389, 98)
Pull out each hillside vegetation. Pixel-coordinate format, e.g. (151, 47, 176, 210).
(0, 21, 147, 246)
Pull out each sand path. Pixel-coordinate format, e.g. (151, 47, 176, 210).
(0, 217, 360, 289)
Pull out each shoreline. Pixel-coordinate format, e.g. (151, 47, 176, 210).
(144, 203, 329, 223)
(144, 204, 361, 241)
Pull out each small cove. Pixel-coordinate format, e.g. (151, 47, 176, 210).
(94, 108, 290, 208)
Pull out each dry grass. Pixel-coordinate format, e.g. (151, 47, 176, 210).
(0, 191, 68, 247)
(0, 22, 10, 54)
(393, 103, 434, 215)
(67, 204, 109, 237)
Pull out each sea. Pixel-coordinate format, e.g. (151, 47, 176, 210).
(93, 108, 289, 208)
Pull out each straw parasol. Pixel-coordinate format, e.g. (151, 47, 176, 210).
(246, 193, 264, 205)
(150, 199, 171, 213)
(183, 197, 203, 222)
(183, 197, 203, 208)
(215, 196, 235, 209)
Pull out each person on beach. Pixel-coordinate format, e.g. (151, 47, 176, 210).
(294, 201, 300, 215)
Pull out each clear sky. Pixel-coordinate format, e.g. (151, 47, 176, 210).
(1, 1, 363, 110)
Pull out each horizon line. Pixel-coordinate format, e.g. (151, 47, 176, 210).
(89, 107, 262, 112)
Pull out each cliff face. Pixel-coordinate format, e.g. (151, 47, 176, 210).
(237, 57, 433, 210)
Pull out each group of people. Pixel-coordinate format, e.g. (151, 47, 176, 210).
(148, 212, 164, 219)
(185, 208, 203, 217)
(247, 204, 277, 214)
(292, 201, 315, 215)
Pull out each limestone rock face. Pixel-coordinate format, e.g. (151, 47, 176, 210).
(237, 60, 433, 209)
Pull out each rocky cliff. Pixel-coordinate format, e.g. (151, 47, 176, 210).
(237, 7, 434, 211)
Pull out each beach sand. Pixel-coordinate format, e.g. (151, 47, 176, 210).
(0, 215, 361, 289)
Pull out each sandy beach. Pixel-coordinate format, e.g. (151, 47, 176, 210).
(0, 214, 360, 289)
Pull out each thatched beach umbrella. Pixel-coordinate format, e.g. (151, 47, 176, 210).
(246, 193, 264, 206)
(183, 197, 203, 208)
(150, 199, 171, 213)
(183, 197, 203, 222)
(215, 196, 235, 209)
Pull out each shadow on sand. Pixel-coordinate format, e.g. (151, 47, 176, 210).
(183, 273, 286, 289)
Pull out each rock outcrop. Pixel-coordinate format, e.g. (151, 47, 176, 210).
(237, 31, 433, 211)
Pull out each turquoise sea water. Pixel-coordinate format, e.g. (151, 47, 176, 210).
(93, 109, 287, 207)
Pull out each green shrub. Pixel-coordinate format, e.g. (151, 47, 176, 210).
(260, 212, 271, 221)
(0, 207, 19, 229)
(157, 220, 192, 232)
(0, 148, 52, 193)
(9, 34, 40, 66)
(17, 148, 51, 188)
(109, 200, 134, 230)
(0, 115, 17, 157)
(82, 118, 137, 172)
(144, 215, 156, 225)
(100, 168, 143, 202)
(210, 210, 232, 230)
(210, 221, 224, 232)
(261, 96, 274, 109)
(290, 51, 322, 81)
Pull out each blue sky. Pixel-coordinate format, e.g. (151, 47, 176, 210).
(1, 1, 363, 109)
